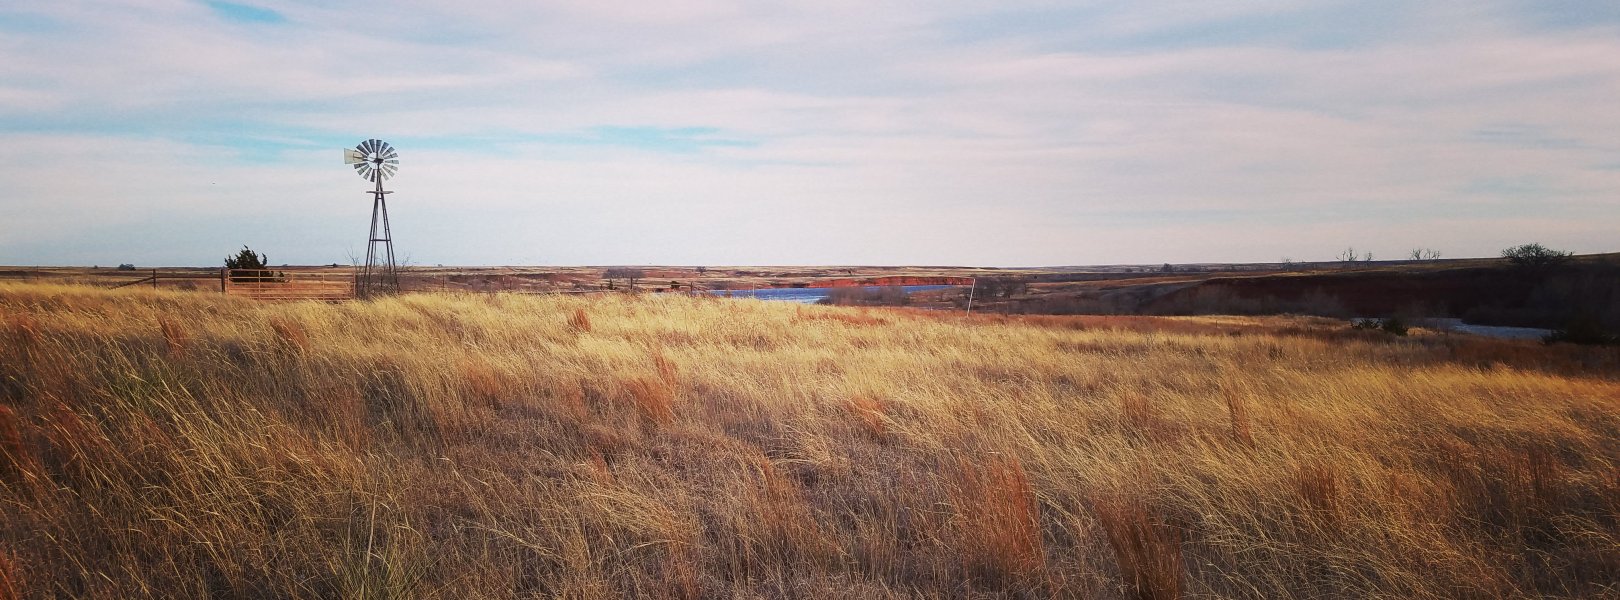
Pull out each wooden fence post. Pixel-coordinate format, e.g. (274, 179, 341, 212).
(220, 268, 228, 294)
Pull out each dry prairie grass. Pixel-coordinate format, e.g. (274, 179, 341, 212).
(1, 282, 1618, 598)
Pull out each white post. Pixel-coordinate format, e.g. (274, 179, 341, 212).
(965, 277, 976, 316)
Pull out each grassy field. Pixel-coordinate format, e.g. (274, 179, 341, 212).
(1, 283, 1618, 598)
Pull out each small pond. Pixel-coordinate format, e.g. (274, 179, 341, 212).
(709, 285, 958, 304)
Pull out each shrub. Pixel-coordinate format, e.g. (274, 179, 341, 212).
(1380, 316, 1409, 336)
(1543, 315, 1617, 346)
(1350, 317, 1407, 336)
(1502, 243, 1572, 272)
(224, 246, 274, 282)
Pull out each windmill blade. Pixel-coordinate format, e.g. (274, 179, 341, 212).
(348, 139, 399, 182)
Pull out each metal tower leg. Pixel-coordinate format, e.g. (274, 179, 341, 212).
(361, 177, 398, 298)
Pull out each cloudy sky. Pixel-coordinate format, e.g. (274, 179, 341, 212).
(1, 1, 1617, 266)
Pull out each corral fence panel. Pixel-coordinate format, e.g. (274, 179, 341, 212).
(224, 269, 355, 301)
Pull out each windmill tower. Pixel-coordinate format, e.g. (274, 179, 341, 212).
(344, 139, 400, 298)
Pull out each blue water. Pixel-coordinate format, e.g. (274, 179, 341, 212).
(710, 285, 957, 304)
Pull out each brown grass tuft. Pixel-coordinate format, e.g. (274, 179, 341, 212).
(625, 377, 675, 425)
(0, 406, 32, 485)
(653, 351, 679, 385)
(753, 455, 834, 564)
(796, 309, 888, 327)
(845, 394, 888, 438)
(951, 455, 1046, 588)
(5, 314, 39, 349)
(1293, 461, 1341, 529)
(1224, 389, 1254, 449)
(269, 316, 309, 352)
(584, 423, 625, 456)
(42, 401, 101, 471)
(585, 448, 614, 483)
(158, 316, 189, 357)
(554, 379, 589, 421)
(1524, 446, 1563, 508)
(1091, 494, 1182, 600)
(568, 307, 592, 333)
(1121, 392, 1181, 444)
(0, 549, 20, 600)
(458, 358, 506, 409)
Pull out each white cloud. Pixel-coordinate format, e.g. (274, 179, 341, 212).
(0, 0, 1617, 265)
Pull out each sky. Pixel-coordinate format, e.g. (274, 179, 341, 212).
(1, 1, 1617, 267)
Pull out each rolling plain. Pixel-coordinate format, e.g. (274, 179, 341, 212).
(2, 280, 1617, 598)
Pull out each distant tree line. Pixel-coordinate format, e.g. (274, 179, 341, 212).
(974, 276, 1029, 299)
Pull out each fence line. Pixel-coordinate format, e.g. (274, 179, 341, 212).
(4, 268, 978, 306)
(224, 269, 355, 301)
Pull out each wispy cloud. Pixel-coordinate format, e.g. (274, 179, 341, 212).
(205, 1, 285, 25)
(0, 0, 1616, 265)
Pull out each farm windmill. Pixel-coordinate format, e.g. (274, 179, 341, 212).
(344, 139, 400, 297)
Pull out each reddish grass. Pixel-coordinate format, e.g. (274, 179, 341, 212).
(0, 550, 20, 600)
(0, 406, 30, 485)
(568, 307, 592, 333)
(653, 351, 679, 385)
(951, 455, 1046, 588)
(1293, 461, 1341, 530)
(458, 358, 506, 409)
(158, 316, 189, 357)
(1091, 495, 1182, 600)
(625, 377, 675, 425)
(268, 316, 309, 352)
(1224, 389, 1255, 449)
(5, 314, 38, 349)
(795, 307, 889, 327)
(845, 394, 888, 438)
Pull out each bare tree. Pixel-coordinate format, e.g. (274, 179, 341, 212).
(603, 268, 646, 290)
(1337, 247, 1365, 263)
(1408, 248, 1442, 261)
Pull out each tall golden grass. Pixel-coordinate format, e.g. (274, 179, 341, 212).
(1, 282, 1617, 598)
